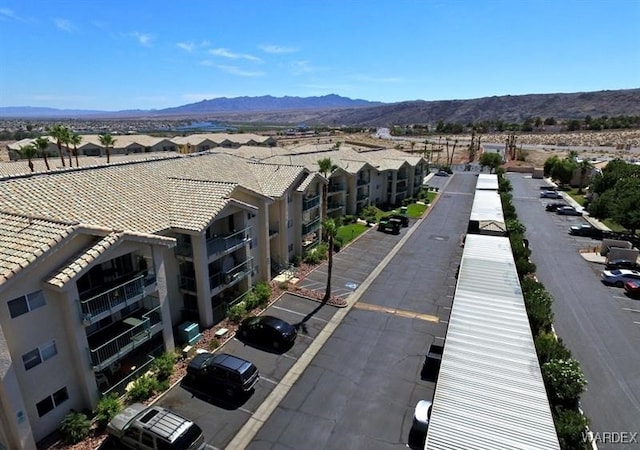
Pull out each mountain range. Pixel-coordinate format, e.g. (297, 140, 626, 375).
(1, 89, 639, 126)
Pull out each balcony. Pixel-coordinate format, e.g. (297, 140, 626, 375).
(303, 195, 320, 211)
(209, 257, 255, 295)
(328, 183, 345, 193)
(302, 217, 321, 235)
(206, 227, 251, 260)
(88, 305, 163, 372)
(269, 221, 279, 239)
(79, 275, 145, 324)
(356, 193, 369, 202)
(327, 202, 343, 213)
(357, 178, 369, 186)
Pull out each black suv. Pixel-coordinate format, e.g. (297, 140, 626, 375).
(185, 352, 259, 397)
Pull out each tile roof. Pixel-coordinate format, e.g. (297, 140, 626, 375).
(46, 231, 176, 289)
(0, 213, 77, 285)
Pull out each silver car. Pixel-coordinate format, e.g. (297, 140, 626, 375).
(412, 400, 433, 433)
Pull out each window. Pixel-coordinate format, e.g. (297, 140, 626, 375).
(288, 244, 294, 252)
(36, 387, 68, 417)
(23, 341, 58, 370)
(8, 291, 45, 318)
(287, 219, 293, 229)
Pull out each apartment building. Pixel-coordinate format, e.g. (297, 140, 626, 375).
(0, 139, 425, 448)
(0, 151, 321, 449)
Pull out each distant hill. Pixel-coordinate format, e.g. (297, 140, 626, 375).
(0, 94, 380, 119)
(1, 89, 638, 126)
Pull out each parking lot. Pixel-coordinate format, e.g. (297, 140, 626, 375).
(155, 293, 339, 449)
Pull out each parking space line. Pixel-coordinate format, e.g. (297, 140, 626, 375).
(260, 376, 278, 385)
(237, 407, 254, 415)
(353, 302, 440, 323)
(622, 308, 640, 313)
(205, 444, 221, 450)
(634, 321, 640, 325)
(269, 305, 329, 322)
(279, 353, 298, 361)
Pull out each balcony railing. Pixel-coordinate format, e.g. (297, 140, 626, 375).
(179, 275, 196, 292)
(397, 173, 409, 181)
(357, 178, 368, 186)
(79, 276, 145, 323)
(209, 257, 255, 292)
(303, 195, 320, 211)
(302, 218, 321, 235)
(357, 193, 369, 201)
(89, 312, 160, 371)
(206, 227, 251, 259)
(328, 183, 345, 193)
(327, 203, 343, 212)
(269, 221, 279, 238)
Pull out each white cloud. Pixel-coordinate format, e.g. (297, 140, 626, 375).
(0, 8, 30, 22)
(259, 44, 297, 54)
(217, 65, 265, 77)
(199, 60, 214, 66)
(176, 42, 195, 52)
(53, 18, 75, 32)
(209, 48, 261, 62)
(130, 32, 153, 46)
(289, 60, 327, 75)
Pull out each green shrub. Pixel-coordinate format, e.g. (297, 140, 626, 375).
(208, 337, 220, 351)
(60, 411, 91, 444)
(278, 281, 289, 291)
(127, 375, 160, 402)
(535, 331, 571, 365)
(227, 302, 247, 323)
(254, 282, 271, 305)
(243, 292, 259, 310)
(522, 282, 554, 335)
(542, 359, 587, 408)
(153, 352, 177, 381)
(94, 393, 122, 428)
(343, 215, 355, 224)
(553, 408, 590, 450)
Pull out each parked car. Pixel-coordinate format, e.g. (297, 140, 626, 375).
(435, 170, 449, 177)
(624, 279, 640, 296)
(605, 259, 640, 271)
(545, 202, 566, 212)
(185, 352, 259, 397)
(237, 315, 297, 351)
(387, 213, 409, 227)
(107, 403, 206, 450)
(378, 216, 402, 234)
(412, 400, 433, 433)
(540, 190, 562, 199)
(556, 206, 582, 216)
(569, 224, 602, 238)
(601, 269, 640, 287)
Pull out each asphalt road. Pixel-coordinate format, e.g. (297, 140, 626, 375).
(507, 173, 640, 449)
(245, 173, 477, 450)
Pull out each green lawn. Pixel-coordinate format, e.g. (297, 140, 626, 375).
(337, 223, 368, 244)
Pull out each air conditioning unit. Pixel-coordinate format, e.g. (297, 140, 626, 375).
(177, 321, 201, 345)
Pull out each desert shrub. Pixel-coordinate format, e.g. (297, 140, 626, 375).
(94, 393, 122, 428)
(153, 352, 177, 381)
(243, 292, 260, 310)
(542, 359, 587, 408)
(227, 302, 247, 323)
(278, 281, 289, 291)
(127, 375, 160, 402)
(553, 408, 590, 450)
(208, 337, 220, 351)
(60, 411, 91, 444)
(254, 282, 271, 305)
(535, 331, 572, 365)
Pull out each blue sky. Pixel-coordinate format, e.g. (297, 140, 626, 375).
(0, 0, 638, 111)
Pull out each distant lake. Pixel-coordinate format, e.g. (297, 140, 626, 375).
(175, 121, 234, 132)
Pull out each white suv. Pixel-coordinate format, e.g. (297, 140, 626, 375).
(107, 403, 205, 450)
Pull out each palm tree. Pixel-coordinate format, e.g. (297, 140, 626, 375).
(318, 158, 338, 218)
(34, 136, 51, 170)
(70, 133, 82, 167)
(18, 143, 38, 172)
(321, 218, 338, 303)
(49, 124, 69, 167)
(98, 133, 117, 163)
(577, 160, 592, 194)
(61, 129, 73, 167)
